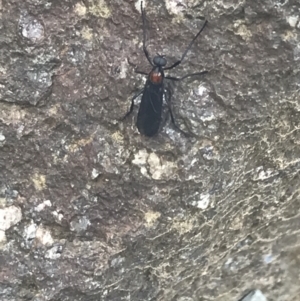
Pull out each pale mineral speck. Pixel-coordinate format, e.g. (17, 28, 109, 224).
(24, 222, 37, 242)
(52, 211, 64, 221)
(74, 2, 87, 16)
(111, 256, 125, 267)
(140, 166, 149, 177)
(144, 210, 161, 228)
(254, 166, 279, 180)
(0, 230, 6, 244)
(200, 111, 215, 122)
(35, 200, 52, 212)
(148, 152, 177, 180)
(165, 0, 186, 15)
(132, 149, 148, 166)
(148, 152, 160, 167)
(191, 193, 210, 209)
(224, 257, 233, 267)
(19, 14, 44, 42)
(91, 168, 100, 179)
(32, 173, 47, 191)
(0, 206, 22, 231)
(36, 226, 54, 246)
(287, 15, 298, 27)
(45, 245, 63, 259)
(0, 133, 5, 142)
(89, 0, 111, 18)
(263, 253, 273, 264)
(119, 60, 129, 79)
(197, 86, 207, 96)
(71, 216, 91, 232)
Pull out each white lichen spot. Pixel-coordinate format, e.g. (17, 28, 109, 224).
(254, 166, 279, 181)
(229, 214, 243, 231)
(144, 211, 161, 228)
(89, 0, 111, 18)
(45, 245, 63, 259)
(0, 133, 5, 142)
(110, 256, 125, 267)
(191, 193, 210, 209)
(172, 218, 194, 235)
(148, 152, 177, 180)
(0, 230, 6, 245)
(24, 221, 37, 242)
(177, 298, 194, 301)
(35, 200, 52, 212)
(68, 135, 94, 153)
(52, 211, 64, 221)
(148, 152, 160, 166)
(132, 149, 148, 166)
(52, 211, 64, 222)
(75, 2, 87, 16)
(235, 24, 252, 41)
(111, 131, 124, 143)
(132, 150, 176, 179)
(43, 199, 52, 206)
(224, 257, 233, 267)
(32, 173, 46, 191)
(263, 253, 273, 264)
(91, 168, 100, 179)
(200, 111, 215, 122)
(70, 216, 91, 232)
(294, 44, 300, 61)
(48, 105, 58, 116)
(81, 25, 93, 40)
(165, 0, 186, 15)
(36, 225, 54, 246)
(19, 14, 44, 42)
(281, 30, 297, 42)
(197, 85, 207, 96)
(0, 206, 22, 245)
(119, 60, 129, 79)
(140, 166, 149, 177)
(287, 15, 299, 28)
(0, 206, 22, 231)
(0, 198, 6, 207)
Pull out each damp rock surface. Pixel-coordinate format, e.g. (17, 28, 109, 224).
(0, 0, 299, 301)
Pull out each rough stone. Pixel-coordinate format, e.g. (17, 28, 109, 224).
(0, 0, 299, 300)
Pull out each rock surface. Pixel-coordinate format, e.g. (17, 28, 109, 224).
(0, 0, 299, 300)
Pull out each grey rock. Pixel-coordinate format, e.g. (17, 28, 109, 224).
(0, 0, 299, 300)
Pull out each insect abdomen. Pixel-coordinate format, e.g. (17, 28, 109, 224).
(136, 82, 164, 137)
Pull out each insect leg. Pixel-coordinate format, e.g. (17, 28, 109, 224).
(121, 89, 144, 120)
(164, 20, 208, 71)
(164, 86, 190, 136)
(165, 71, 208, 81)
(141, 2, 153, 66)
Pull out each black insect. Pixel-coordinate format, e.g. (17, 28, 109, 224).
(123, 1, 208, 137)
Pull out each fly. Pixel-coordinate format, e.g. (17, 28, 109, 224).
(123, 1, 208, 137)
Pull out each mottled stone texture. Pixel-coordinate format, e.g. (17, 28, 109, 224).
(0, 0, 299, 300)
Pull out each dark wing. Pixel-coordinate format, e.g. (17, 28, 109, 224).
(136, 81, 164, 137)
